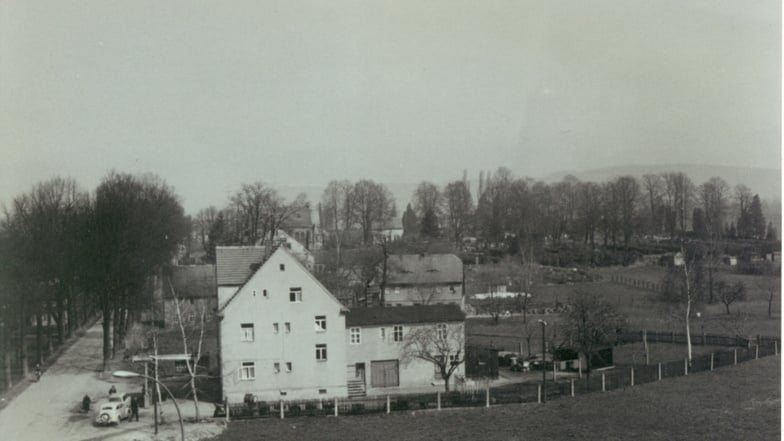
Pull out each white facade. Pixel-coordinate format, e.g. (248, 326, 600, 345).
(219, 247, 348, 402)
(345, 321, 465, 393)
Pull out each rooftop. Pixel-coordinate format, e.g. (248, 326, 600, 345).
(386, 253, 463, 285)
(346, 304, 465, 327)
(215, 246, 269, 286)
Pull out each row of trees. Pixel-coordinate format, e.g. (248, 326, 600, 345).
(396, 168, 775, 252)
(0, 173, 189, 381)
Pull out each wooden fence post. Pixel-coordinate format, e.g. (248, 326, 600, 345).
(570, 379, 575, 397)
(710, 353, 714, 371)
(684, 359, 688, 376)
(280, 400, 284, 419)
(537, 384, 542, 403)
(630, 367, 634, 386)
(755, 345, 759, 360)
(386, 395, 390, 414)
(601, 374, 606, 392)
(334, 398, 338, 417)
(658, 363, 662, 381)
(225, 397, 230, 423)
(437, 391, 441, 410)
(775, 340, 778, 356)
(486, 387, 490, 408)
(733, 349, 737, 365)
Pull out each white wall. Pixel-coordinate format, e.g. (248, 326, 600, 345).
(345, 322, 464, 392)
(220, 249, 348, 402)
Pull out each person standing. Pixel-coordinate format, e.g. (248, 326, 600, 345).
(130, 396, 139, 422)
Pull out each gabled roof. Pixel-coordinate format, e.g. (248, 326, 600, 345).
(282, 206, 313, 229)
(346, 304, 465, 327)
(215, 246, 269, 286)
(386, 254, 463, 285)
(218, 246, 348, 313)
(164, 265, 216, 299)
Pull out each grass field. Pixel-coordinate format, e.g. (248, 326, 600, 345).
(208, 356, 780, 441)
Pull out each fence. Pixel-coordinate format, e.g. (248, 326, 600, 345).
(608, 274, 663, 292)
(226, 333, 779, 420)
(616, 330, 774, 349)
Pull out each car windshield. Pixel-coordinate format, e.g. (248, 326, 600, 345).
(101, 405, 114, 410)
(109, 396, 122, 402)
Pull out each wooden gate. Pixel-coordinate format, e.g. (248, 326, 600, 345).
(371, 360, 399, 388)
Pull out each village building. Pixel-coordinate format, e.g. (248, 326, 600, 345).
(371, 217, 404, 243)
(344, 304, 466, 397)
(280, 204, 321, 250)
(216, 246, 349, 402)
(381, 254, 465, 309)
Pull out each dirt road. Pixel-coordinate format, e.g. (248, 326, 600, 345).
(0, 324, 223, 441)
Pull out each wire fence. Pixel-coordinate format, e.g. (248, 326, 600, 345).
(225, 334, 779, 420)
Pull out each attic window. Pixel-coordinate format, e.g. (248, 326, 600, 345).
(263, 289, 268, 298)
(280, 264, 285, 271)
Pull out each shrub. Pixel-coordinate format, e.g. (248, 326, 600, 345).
(392, 400, 409, 410)
(350, 403, 365, 415)
(289, 404, 302, 417)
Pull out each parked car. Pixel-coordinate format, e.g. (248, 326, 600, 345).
(94, 393, 131, 426)
(510, 359, 530, 372)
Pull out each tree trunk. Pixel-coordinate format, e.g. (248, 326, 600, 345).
(769, 290, 774, 318)
(685, 298, 692, 364)
(102, 302, 112, 369)
(35, 314, 43, 366)
(19, 312, 28, 377)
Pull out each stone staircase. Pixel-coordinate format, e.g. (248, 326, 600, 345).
(347, 379, 366, 398)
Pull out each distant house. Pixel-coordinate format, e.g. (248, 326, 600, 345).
(659, 252, 685, 267)
(345, 304, 465, 396)
(372, 217, 404, 243)
(268, 229, 315, 271)
(216, 246, 349, 402)
(281, 205, 320, 250)
(380, 254, 465, 309)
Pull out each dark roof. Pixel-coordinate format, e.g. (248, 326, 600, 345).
(215, 246, 269, 286)
(386, 254, 463, 285)
(345, 304, 465, 327)
(164, 265, 216, 299)
(282, 206, 313, 229)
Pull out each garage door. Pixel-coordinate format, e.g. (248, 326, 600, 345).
(370, 360, 399, 388)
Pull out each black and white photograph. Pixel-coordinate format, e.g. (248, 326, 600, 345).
(0, 1, 781, 440)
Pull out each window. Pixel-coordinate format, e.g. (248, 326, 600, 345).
(319, 389, 327, 395)
(285, 362, 292, 373)
(289, 287, 302, 302)
(241, 323, 254, 342)
(273, 323, 279, 334)
(393, 325, 403, 342)
(285, 322, 291, 333)
(240, 362, 255, 380)
(394, 287, 400, 295)
(252, 289, 257, 297)
(315, 316, 327, 332)
(449, 286, 456, 294)
(263, 289, 268, 298)
(273, 362, 280, 374)
(437, 323, 448, 340)
(434, 356, 444, 378)
(174, 360, 188, 374)
(350, 328, 361, 345)
(380, 328, 386, 339)
(449, 354, 459, 367)
(316, 344, 327, 361)
(280, 264, 285, 271)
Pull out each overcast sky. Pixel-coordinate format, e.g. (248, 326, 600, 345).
(1, 0, 780, 214)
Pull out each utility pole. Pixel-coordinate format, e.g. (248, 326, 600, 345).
(539, 319, 547, 403)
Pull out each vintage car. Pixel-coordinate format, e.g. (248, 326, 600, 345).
(94, 393, 131, 426)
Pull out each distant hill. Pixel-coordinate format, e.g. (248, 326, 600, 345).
(541, 164, 781, 200)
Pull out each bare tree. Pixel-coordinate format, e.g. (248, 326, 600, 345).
(401, 323, 465, 391)
(642, 174, 664, 235)
(613, 176, 639, 249)
(194, 206, 218, 254)
(443, 180, 474, 245)
(757, 276, 780, 318)
(660, 244, 702, 364)
(563, 291, 623, 375)
(351, 180, 396, 244)
(716, 280, 746, 315)
(320, 180, 354, 265)
(168, 279, 207, 420)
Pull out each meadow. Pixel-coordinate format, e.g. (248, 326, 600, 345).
(209, 354, 780, 441)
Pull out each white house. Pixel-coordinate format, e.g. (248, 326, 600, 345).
(344, 304, 466, 396)
(381, 254, 465, 309)
(217, 246, 349, 402)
